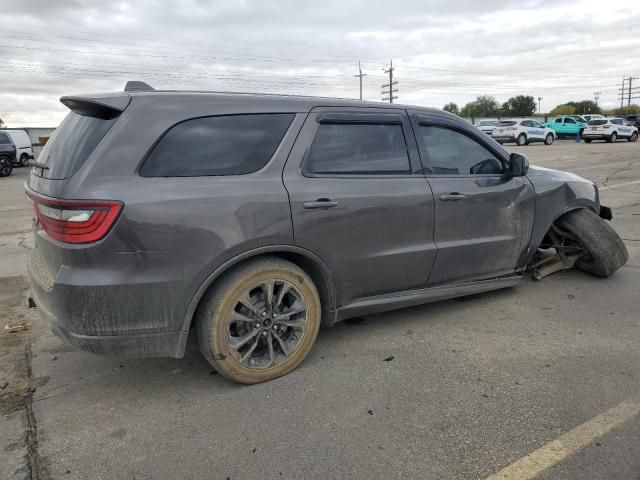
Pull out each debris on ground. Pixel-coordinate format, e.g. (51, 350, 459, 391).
(383, 356, 394, 362)
(4, 319, 30, 333)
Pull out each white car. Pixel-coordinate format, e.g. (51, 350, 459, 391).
(476, 119, 499, 135)
(583, 114, 604, 122)
(583, 118, 638, 143)
(4, 130, 34, 167)
(491, 119, 556, 146)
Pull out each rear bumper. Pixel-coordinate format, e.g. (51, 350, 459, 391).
(27, 247, 192, 358)
(583, 133, 608, 139)
(492, 135, 516, 142)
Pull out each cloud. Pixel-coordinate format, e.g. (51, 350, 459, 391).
(0, 0, 638, 126)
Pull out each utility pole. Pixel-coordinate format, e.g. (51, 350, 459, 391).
(628, 76, 639, 111)
(618, 77, 627, 110)
(381, 59, 398, 103)
(617, 76, 640, 112)
(537, 97, 543, 114)
(594, 91, 601, 109)
(353, 61, 367, 101)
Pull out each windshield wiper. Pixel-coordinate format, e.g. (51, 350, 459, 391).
(28, 160, 50, 171)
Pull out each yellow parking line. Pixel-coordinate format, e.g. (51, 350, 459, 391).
(600, 179, 640, 190)
(484, 396, 640, 480)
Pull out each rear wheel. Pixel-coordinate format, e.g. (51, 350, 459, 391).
(19, 154, 30, 167)
(629, 132, 638, 142)
(544, 133, 554, 145)
(556, 209, 628, 278)
(608, 132, 617, 143)
(584, 138, 592, 143)
(0, 156, 12, 177)
(516, 133, 527, 146)
(196, 257, 321, 384)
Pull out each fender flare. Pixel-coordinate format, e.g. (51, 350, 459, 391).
(180, 245, 337, 333)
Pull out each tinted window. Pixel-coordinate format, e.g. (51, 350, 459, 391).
(417, 126, 504, 176)
(304, 123, 410, 175)
(565, 118, 576, 124)
(478, 120, 497, 126)
(0, 132, 11, 144)
(497, 121, 517, 127)
(141, 114, 294, 177)
(588, 120, 607, 126)
(554, 118, 563, 123)
(36, 112, 116, 179)
(611, 119, 622, 125)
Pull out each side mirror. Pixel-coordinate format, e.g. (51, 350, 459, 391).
(509, 152, 529, 176)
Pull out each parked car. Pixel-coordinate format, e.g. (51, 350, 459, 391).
(4, 129, 34, 167)
(623, 114, 640, 130)
(26, 82, 628, 384)
(0, 131, 16, 177)
(544, 116, 587, 138)
(583, 118, 639, 143)
(583, 114, 605, 122)
(476, 119, 498, 135)
(491, 119, 555, 146)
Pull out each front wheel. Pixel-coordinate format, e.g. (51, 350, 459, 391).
(556, 209, 628, 278)
(544, 133, 554, 145)
(516, 133, 527, 146)
(196, 257, 321, 384)
(0, 156, 12, 177)
(629, 132, 638, 142)
(608, 132, 617, 143)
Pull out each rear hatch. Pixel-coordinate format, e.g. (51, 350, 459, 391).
(26, 93, 130, 286)
(585, 119, 608, 133)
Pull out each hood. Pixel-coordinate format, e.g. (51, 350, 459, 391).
(526, 164, 599, 206)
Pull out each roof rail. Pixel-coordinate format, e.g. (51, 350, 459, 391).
(124, 81, 155, 93)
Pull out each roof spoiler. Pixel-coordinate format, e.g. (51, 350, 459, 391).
(60, 93, 131, 120)
(124, 80, 155, 92)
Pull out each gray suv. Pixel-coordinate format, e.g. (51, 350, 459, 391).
(27, 82, 628, 384)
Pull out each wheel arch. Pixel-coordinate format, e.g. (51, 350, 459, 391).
(181, 245, 337, 335)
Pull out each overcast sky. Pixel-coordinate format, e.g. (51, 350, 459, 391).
(1, 0, 638, 127)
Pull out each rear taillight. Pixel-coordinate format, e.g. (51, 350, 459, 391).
(26, 190, 123, 244)
(602, 125, 610, 129)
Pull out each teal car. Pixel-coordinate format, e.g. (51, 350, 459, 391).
(544, 116, 587, 138)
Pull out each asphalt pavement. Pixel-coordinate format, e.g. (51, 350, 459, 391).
(1, 139, 639, 480)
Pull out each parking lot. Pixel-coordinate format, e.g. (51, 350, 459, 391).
(1, 139, 639, 480)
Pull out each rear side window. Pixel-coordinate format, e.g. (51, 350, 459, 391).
(0, 132, 12, 144)
(140, 114, 294, 177)
(36, 112, 116, 179)
(565, 118, 576, 124)
(304, 123, 410, 175)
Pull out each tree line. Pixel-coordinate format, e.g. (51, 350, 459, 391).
(443, 95, 640, 118)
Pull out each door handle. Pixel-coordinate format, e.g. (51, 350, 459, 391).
(439, 193, 466, 201)
(303, 199, 338, 209)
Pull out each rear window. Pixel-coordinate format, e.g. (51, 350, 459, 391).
(588, 120, 608, 126)
(496, 121, 517, 127)
(140, 114, 294, 177)
(36, 112, 116, 179)
(478, 121, 497, 126)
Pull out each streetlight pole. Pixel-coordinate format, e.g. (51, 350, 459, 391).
(594, 91, 601, 110)
(537, 97, 543, 115)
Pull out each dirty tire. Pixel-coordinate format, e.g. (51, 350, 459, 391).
(516, 133, 527, 146)
(544, 133, 554, 145)
(556, 209, 628, 278)
(196, 257, 321, 384)
(629, 132, 638, 142)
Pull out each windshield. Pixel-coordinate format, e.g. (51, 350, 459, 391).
(588, 120, 608, 126)
(35, 112, 116, 180)
(496, 121, 517, 127)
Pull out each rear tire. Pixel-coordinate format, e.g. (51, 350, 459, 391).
(544, 133, 554, 145)
(629, 132, 638, 142)
(0, 156, 12, 177)
(516, 133, 527, 146)
(556, 209, 628, 278)
(19, 154, 30, 167)
(196, 257, 321, 384)
(584, 139, 592, 143)
(608, 132, 617, 143)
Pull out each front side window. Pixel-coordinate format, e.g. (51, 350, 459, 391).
(532, 121, 544, 128)
(140, 114, 294, 177)
(417, 126, 504, 176)
(304, 123, 410, 175)
(565, 118, 576, 124)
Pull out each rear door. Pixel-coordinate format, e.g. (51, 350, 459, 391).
(283, 107, 436, 306)
(410, 113, 536, 285)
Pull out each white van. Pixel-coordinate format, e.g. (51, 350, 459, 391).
(4, 130, 34, 167)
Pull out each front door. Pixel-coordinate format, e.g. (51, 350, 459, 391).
(283, 108, 436, 306)
(411, 113, 536, 285)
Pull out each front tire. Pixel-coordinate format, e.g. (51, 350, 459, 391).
(0, 156, 12, 177)
(516, 133, 527, 146)
(556, 209, 628, 278)
(544, 133, 554, 145)
(196, 257, 321, 384)
(608, 132, 617, 143)
(629, 132, 638, 142)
